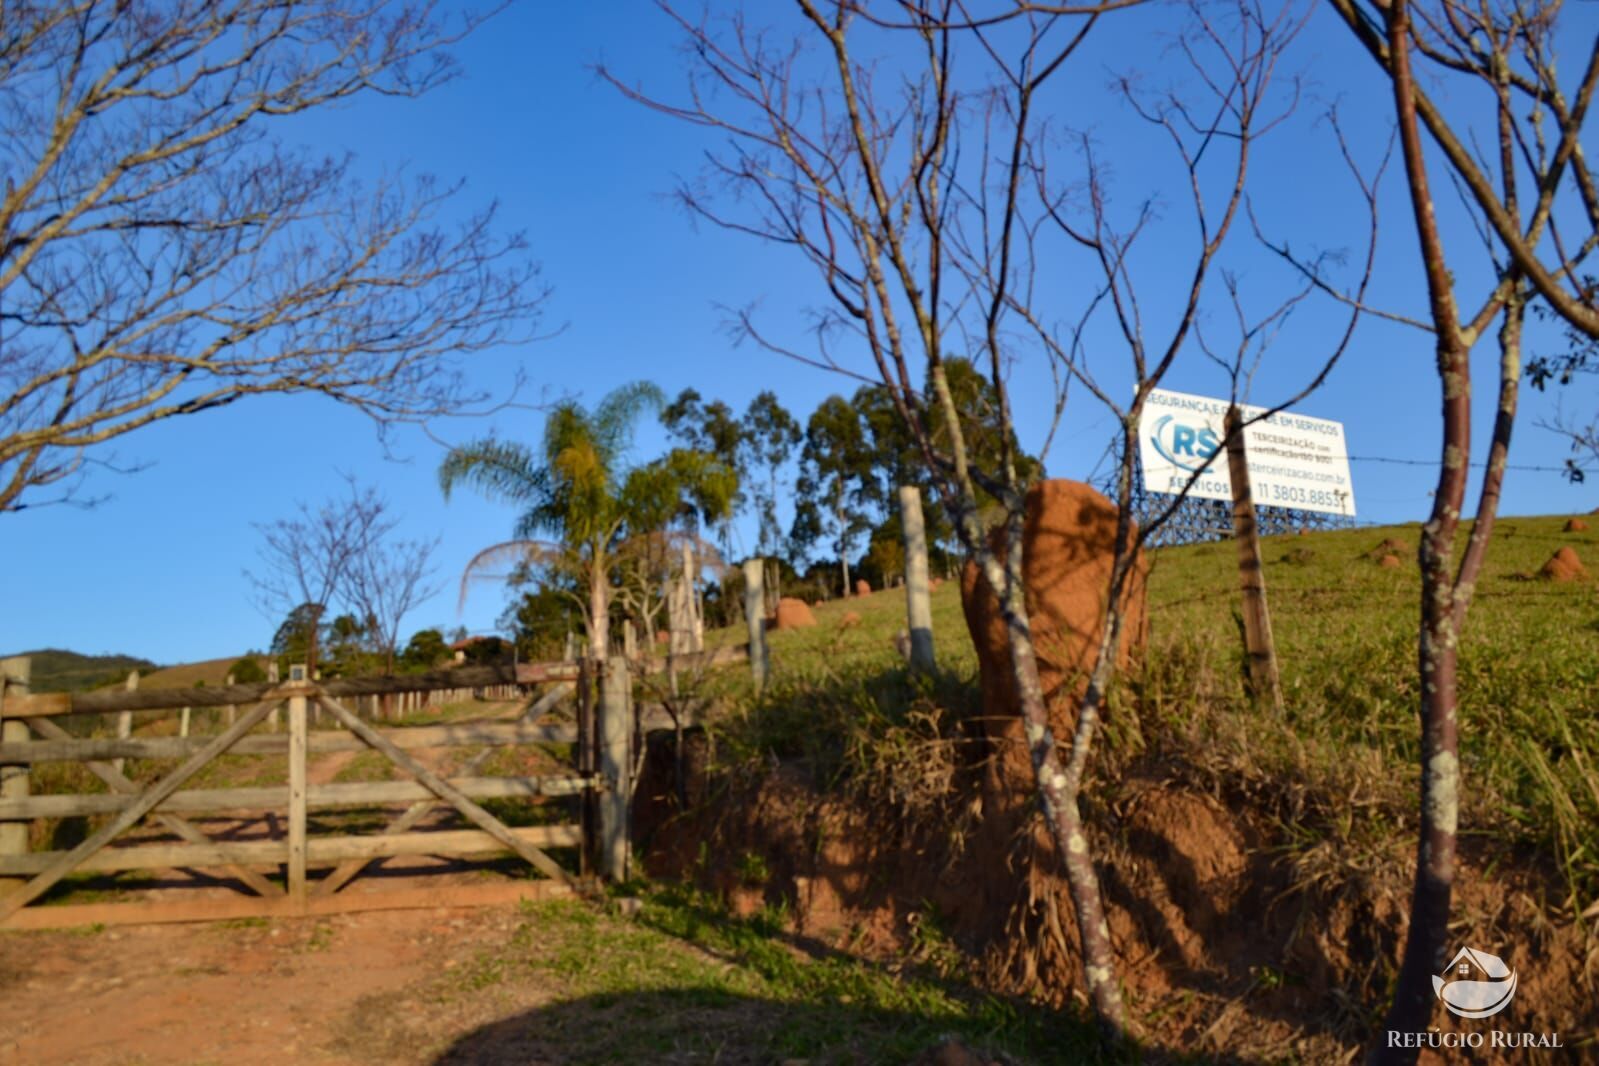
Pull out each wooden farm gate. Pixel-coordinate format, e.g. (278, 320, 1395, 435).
(0, 660, 613, 930)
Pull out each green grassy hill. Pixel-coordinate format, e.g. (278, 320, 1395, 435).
(127, 655, 266, 690)
(710, 511, 1599, 905)
(0, 649, 159, 693)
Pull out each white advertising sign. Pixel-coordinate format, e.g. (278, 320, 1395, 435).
(1137, 388, 1356, 516)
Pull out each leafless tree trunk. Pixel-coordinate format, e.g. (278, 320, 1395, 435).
(606, 0, 1358, 1042)
(0, 1, 544, 514)
(1312, 3, 1593, 1056)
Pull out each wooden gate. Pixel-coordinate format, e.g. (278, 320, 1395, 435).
(0, 660, 602, 929)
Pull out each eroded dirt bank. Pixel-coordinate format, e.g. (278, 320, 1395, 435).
(637, 733, 1597, 1063)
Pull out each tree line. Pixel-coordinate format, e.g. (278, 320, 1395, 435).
(443, 361, 1033, 662)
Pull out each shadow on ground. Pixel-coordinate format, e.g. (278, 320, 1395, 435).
(427, 987, 1265, 1066)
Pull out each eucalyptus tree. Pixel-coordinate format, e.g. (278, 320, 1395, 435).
(792, 394, 876, 596)
(741, 391, 804, 559)
(662, 388, 748, 553)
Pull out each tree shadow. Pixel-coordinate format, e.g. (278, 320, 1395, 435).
(427, 984, 1252, 1066)
(422, 882, 1274, 1066)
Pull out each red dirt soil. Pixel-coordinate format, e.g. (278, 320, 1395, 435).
(640, 758, 1596, 1063)
(0, 904, 526, 1065)
(960, 479, 1149, 757)
(0, 700, 582, 1064)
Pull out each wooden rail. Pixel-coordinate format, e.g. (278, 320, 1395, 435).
(0, 720, 579, 764)
(0, 647, 737, 929)
(2, 663, 578, 718)
(0, 774, 597, 820)
(0, 666, 595, 928)
(0, 648, 747, 719)
(0, 825, 584, 877)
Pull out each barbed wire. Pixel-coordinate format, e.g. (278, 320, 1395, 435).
(1349, 454, 1571, 473)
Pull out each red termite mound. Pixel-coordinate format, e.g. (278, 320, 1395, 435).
(958, 479, 1149, 777)
(773, 597, 817, 629)
(1541, 546, 1588, 582)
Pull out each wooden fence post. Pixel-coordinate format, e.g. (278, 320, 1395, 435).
(898, 485, 936, 672)
(577, 660, 595, 879)
(267, 661, 281, 732)
(742, 559, 769, 692)
(1, 656, 32, 881)
(1224, 405, 1284, 713)
(224, 673, 237, 728)
(287, 665, 308, 910)
(115, 670, 137, 774)
(598, 656, 632, 882)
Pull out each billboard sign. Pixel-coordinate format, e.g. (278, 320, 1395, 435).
(1137, 388, 1356, 516)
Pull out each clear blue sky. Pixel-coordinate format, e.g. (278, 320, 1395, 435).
(3, 3, 1593, 665)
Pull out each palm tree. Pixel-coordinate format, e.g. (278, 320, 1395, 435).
(440, 382, 735, 661)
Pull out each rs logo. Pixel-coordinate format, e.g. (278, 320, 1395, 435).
(1149, 415, 1220, 472)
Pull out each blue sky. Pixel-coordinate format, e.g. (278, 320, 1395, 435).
(3, 2, 1594, 665)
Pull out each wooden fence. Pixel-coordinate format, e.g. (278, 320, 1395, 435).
(0, 645, 759, 930)
(0, 660, 605, 930)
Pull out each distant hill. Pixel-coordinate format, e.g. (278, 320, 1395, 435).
(132, 656, 268, 690)
(1, 648, 160, 693)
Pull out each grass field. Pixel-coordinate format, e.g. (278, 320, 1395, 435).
(701, 511, 1599, 909)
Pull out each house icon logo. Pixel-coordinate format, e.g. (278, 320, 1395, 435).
(1434, 946, 1517, 1019)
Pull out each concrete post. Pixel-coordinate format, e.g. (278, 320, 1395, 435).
(598, 656, 633, 882)
(686, 541, 704, 653)
(898, 485, 936, 671)
(742, 558, 769, 692)
(1, 656, 33, 876)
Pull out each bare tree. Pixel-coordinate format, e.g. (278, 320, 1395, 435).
(1310, 1, 1596, 1057)
(347, 526, 442, 676)
(607, 0, 1360, 1043)
(0, 1, 545, 514)
(247, 480, 388, 674)
(1327, 0, 1599, 339)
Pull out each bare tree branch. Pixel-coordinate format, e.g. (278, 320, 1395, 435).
(0, 1, 546, 513)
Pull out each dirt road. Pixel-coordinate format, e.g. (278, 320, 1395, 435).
(0, 900, 543, 1065)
